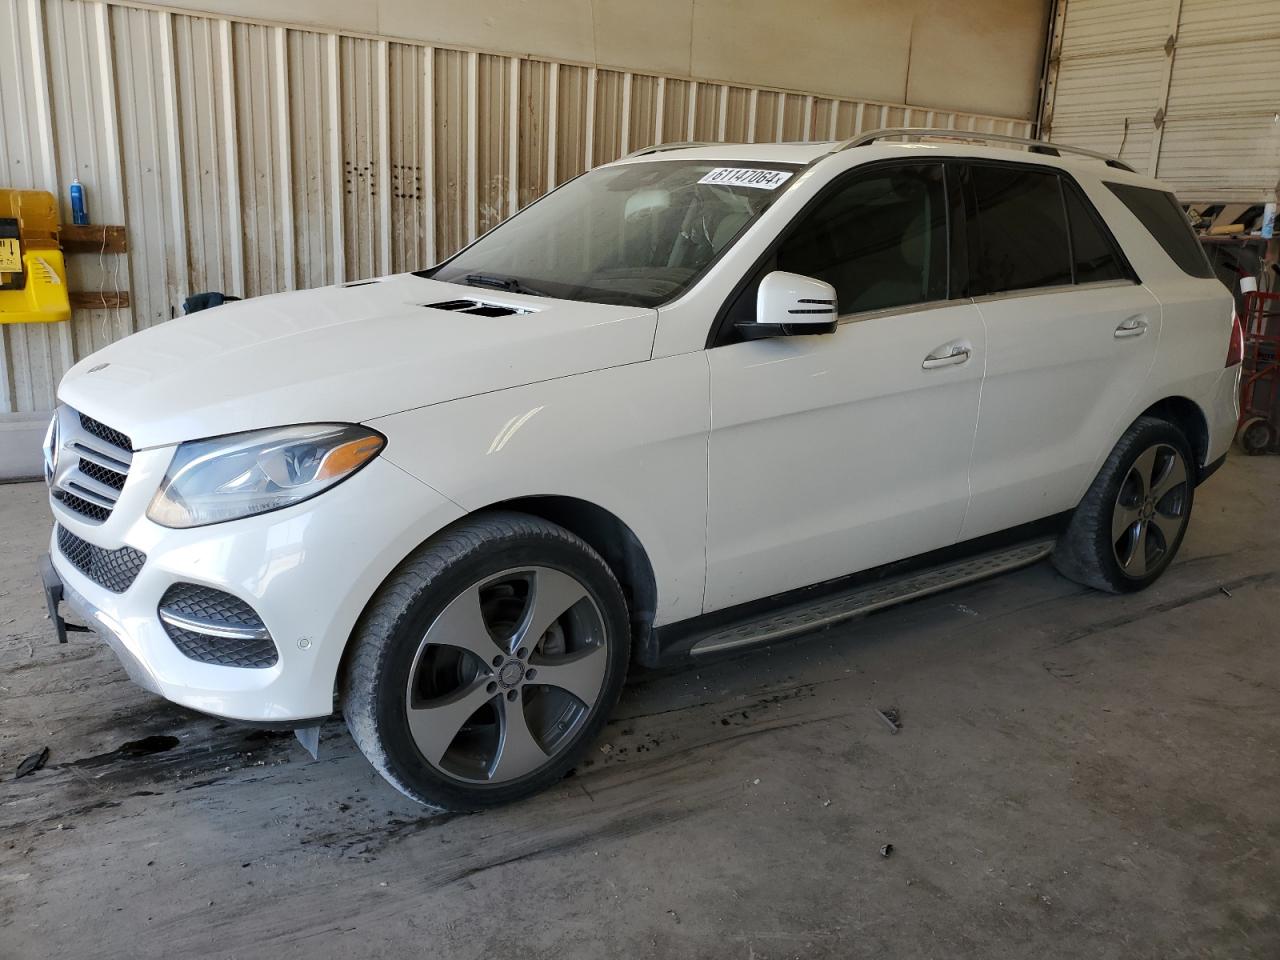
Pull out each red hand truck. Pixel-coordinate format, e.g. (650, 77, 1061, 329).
(1237, 290, 1280, 454)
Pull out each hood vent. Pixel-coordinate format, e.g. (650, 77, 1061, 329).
(423, 299, 535, 318)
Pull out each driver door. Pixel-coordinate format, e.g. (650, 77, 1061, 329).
(703, 161, 987, 611)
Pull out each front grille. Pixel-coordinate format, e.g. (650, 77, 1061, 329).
(56, 524, 146, 593)
(78, 457, 127, 490)
(79, 412, 133, 452)
(50, 407, 134, 524)
(158, 583, 278, 669)
(53, 490, 111, 522)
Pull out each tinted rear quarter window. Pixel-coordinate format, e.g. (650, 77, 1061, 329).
(969, 164, 1073, 294)
(1062, 181, 1129, 284)
(1104, 182, 1213, 279)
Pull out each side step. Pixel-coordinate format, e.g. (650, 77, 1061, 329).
(688, 538, 1056, 657)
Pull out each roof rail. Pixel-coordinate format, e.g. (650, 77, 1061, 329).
(623, 141, 715, 159)
(831, 128, 1136, 173)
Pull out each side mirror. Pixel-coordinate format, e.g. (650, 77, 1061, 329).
(737, 271, 838, 340)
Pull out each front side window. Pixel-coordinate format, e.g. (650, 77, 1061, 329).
(775, 163, 948, 315)
(427, 160, 798, 308)
(1104, 182, 1214, 279)
(969, 164, 1073, 294)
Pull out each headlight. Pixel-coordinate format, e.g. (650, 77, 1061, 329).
(146, 423, 385, 528)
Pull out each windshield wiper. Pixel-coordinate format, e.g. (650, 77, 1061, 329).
(461, 273, 547, 297)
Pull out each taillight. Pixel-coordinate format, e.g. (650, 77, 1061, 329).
(1226, 309, 1244, 367)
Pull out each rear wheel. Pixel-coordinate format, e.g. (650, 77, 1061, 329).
(1053, 417, 1195, 593)
(342, 512, 629, 810)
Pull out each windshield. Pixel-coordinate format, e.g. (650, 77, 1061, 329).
(425, 160, 800, 308)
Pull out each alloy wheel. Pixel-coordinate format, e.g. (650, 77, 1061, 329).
(404, 566, 608, 784)
(1111, 442, 1189, 578)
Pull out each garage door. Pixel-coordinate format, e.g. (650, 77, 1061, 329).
(1042, 0, 1280, 204)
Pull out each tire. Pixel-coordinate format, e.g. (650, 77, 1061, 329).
(1052, 416, 1195, 594)
(341, 511, 630, 810)
(1237, 417, 1274, 456)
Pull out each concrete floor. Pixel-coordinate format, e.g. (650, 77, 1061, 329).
(1, 458, 1277, 960)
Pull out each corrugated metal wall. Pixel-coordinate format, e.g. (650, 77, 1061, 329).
(1042, 0, 1280, 203)
(0, 0, 1034, 417)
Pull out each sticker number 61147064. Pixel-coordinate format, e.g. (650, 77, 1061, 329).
(697, 168, 794, 190)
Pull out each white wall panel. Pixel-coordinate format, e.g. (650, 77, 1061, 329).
(0, 0, 1032, 421)
(137, 0, 1053, 121)
(286, 29, 342, 289)
(171, 14, 241, 298)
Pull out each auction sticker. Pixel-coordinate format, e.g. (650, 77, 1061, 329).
(698, 167, 793, 190)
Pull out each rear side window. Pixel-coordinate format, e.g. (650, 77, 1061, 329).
(1104, 182, 1213, 279)
(969, 165, 1072, 294)
(1063, 181, 1129, 284)
(775, 162, 948, 315)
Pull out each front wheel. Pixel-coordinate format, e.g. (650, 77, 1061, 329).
(341, 512, 630, 810)
(1053, 417, 1195, 593)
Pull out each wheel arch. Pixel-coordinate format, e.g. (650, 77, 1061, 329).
(1138, 396, 1210, 477)
(487, 495, 660, 664)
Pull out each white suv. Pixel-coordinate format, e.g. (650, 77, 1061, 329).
(40, 131, 1241, 810)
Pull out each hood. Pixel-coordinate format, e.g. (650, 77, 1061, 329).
(57, 274, 657, 449)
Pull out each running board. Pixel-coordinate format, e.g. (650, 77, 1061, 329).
(688, 538, 1056, 657)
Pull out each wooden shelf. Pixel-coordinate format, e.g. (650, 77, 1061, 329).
(1199, 234, 1273, 245)
(59, 224, 127, 255)
(69, 290, 130, 309)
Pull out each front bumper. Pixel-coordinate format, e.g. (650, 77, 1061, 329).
(44, 454, 464, 722)
(42, 552, 161, 695)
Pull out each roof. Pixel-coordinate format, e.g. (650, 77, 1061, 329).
(611, 137, 1164, 189)
(614, 141, 837, 166)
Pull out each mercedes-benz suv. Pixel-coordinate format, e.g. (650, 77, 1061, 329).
(40, 130, 1241, 810)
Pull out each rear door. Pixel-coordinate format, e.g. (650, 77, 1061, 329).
(959, 161, 1161, 540)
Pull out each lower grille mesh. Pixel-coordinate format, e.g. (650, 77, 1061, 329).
(56, 525, 146, 593)
(158, 583, 278, 669)
(163, 625, 279, 669)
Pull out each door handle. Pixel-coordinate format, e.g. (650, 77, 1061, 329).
(1114, 316, 1149, 339)
(922, 344, 972, 369)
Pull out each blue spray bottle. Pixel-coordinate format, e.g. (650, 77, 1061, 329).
(69, 178, 89, 226)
